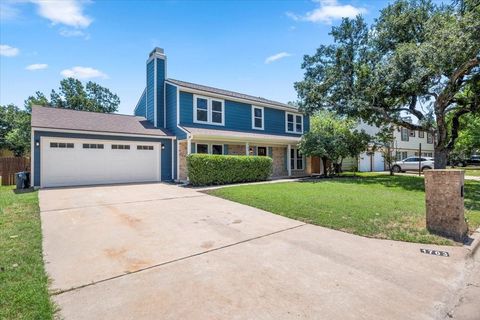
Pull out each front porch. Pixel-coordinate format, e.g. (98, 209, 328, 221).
(176, 127, 312, 181)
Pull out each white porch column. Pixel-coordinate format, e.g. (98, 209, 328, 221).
(287, 144, 292, 176)
(187, 138, 192, 155)
(245, 142, 249, 156)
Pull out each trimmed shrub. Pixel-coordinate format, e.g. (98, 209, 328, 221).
(187, 154, 273, 186)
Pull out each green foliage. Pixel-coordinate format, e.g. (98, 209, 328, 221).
(187, 154, 273, 186)
(25, 78, 120, 113)
(295, 0, 480, 168)
(2, 78, 120, 156)
(0, 104, 31, 156)
(298, 111, 370, 174)
(454, 113, 480, 155)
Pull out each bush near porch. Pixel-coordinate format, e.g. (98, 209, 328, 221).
(187, 154, 272, 186)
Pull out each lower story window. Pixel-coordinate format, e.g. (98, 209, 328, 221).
(212, 144, 223, 155)
(257, 147, 267, 156)
(397, 151, 408, 160)
(290, 148, 304, 170)
(196, 144, 209, 154)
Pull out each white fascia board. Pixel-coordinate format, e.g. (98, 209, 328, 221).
(189, 134, 300, 145)
(31, 127, 176, 140)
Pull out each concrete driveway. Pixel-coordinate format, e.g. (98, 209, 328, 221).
(40, 183, 470, 320)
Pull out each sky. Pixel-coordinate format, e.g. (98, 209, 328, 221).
(1, 0, 391, 115)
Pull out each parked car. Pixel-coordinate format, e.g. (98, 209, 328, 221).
(450, 155, 480, 167)
(392, 157, 434, 173)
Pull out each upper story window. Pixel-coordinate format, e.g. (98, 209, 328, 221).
(418, 131, 425, 138)
(401, 128, 409, 141)
(427, 132, 433, 144)
(193, 95, 224, 126)
(252, 106, 264, 130)
(286, 112, 303, 134)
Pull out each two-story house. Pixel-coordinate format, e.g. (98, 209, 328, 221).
(30, 48, 310, 188)
(354, 122, 435, 172)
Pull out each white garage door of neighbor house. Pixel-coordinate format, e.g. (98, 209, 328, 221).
(41, 137, 161, 188)
(358, 152, 385, 172)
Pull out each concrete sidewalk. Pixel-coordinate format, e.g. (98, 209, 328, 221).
(39, 183, 474, 320)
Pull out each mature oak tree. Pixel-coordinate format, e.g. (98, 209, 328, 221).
(295, 0, 480, 168)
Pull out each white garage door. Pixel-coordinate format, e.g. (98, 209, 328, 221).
(41, 137, 161, 187)
(358, 152, 385, 172)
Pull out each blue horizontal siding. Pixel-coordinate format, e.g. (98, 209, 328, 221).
(134, 90, 146, 117)
(33, 131, 174, 186)
(178, 91, 306, 137)
(146, 60, 155, 123)
(156, 58, 165, 128)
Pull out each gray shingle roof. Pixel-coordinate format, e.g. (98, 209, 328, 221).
(181, 126, 301, 143)
(31, 106, 172, 137)
(166, 79, 298, 110)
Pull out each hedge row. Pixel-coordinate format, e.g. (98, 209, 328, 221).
(186, 154, 273, 186)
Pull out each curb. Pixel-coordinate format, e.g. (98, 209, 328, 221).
(465, 228, 480, 258)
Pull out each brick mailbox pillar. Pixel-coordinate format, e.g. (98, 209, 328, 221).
(424, 170, 468, 242)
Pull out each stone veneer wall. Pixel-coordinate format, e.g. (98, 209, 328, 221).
(271, 146, 287, 177)
(178, 141, 188, 181)
(228, 144, 246, 156)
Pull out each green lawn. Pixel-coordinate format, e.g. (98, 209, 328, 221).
(463, 167, 480, 177)
(0, 186, 55, 319)
(208, 173, 480, 245)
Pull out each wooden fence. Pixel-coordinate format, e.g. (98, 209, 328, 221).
(0, 157, 30, 186)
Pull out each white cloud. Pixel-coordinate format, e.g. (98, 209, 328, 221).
(26, 63, 48, 70)
(32, 0, 92, 28)
(287, 0, 366, 24)
(60, 66, 108, 79)
(59, 28, 90, 39)
(0, 44, 20, 57)
(265, 52, 292, 64)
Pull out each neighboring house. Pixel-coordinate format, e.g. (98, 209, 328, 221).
(30, 48, 310, 188)
(354, 122, 435, 172)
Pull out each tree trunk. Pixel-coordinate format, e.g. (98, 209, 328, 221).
(434, 148, 448, 169)
(322, 157, 328, 177)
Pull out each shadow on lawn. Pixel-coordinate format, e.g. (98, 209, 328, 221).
(302, 174, 480, 212)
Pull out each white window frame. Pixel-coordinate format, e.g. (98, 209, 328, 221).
(251, 105, 264, 130)
(285, 112, 303, 134)
(401, 128, 409, 141)
(290, 148, 304, 170)
(194, 142, 225, 155)
(193, 95, 225, 126)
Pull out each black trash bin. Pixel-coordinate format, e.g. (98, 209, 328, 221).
(15, 172, 29, 190)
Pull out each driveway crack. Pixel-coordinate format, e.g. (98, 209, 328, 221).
(52, 223, 307, 296)
(41, 194, 208, 213)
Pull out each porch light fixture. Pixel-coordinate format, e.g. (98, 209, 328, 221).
(161, 143, 165, 150)
(35, 140, 40, 147)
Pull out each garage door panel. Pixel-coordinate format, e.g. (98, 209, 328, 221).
(41, 138, 160, 187)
